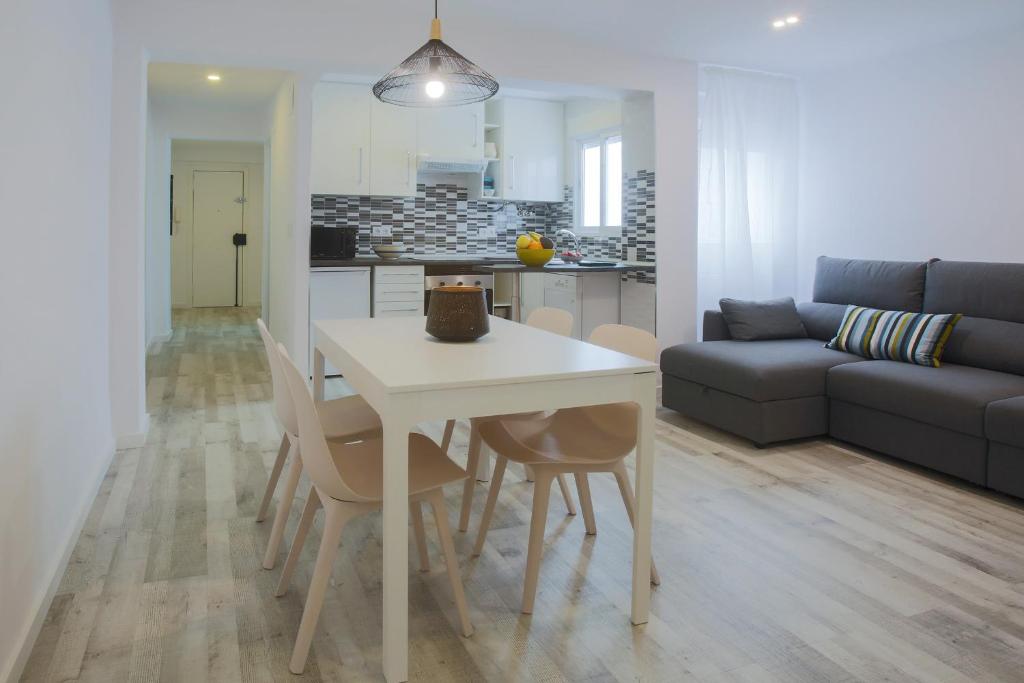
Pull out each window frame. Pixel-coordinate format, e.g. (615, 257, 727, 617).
(574, 128, 623, 237)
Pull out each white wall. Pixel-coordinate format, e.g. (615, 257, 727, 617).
(266, 77, 299, 352)
(0, 1, 114, 679)
(170, 141, 265, 308)
(145, 101, 172, 345)
(798, 25, 1024, 298)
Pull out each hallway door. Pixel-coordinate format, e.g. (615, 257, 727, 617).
(192, 170, 244, 307)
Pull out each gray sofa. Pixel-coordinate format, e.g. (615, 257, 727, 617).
(661, 256, 1024, 498)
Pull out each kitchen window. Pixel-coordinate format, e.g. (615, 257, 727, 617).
(575, 130, 622, 236)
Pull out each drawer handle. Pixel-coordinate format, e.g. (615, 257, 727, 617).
(381, 289, 420, 294)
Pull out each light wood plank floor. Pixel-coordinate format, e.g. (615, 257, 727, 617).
(21, 307, 1024, 682)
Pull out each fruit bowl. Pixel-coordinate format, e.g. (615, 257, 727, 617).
(516, 247, 555, 267)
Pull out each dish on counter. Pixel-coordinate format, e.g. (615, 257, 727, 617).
(373, 244, 406, 260)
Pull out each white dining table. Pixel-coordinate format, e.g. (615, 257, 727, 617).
(312, 315, 658, 683)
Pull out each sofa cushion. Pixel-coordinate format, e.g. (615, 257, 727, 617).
(986, 397, 1024, 449)
(825, 305, 962, 367)
(719, 297, 807, 341)
(924, 260, 1024, 323)
(660, 339, 864, 402)
(813, 256, 928, 311)
(942, 317, 1024, 376)
(797, 301, 848, 342)
(827, 361, 1024, 437)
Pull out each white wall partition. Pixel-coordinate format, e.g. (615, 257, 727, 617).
(0, 1, 114, 679)
(798, 26, 1024, 298)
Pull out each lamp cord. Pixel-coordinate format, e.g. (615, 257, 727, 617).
(434, 0, 438, 18)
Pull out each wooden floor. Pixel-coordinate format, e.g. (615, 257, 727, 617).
(21, 307, 1024, 682)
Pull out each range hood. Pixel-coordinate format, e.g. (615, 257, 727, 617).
(416, 156, 488, 174)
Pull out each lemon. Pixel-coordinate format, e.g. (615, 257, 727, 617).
(516, 234, 533, 250)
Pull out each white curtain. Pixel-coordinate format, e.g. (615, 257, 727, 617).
(697, 66, 799, 331)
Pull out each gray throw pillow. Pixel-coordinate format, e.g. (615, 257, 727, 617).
(719, 297, 808, 341)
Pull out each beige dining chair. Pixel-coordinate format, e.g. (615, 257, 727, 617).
(471, 323, 661, 614)
(255, 319, 382, 570)
(275, 343, 473, 674)
(438, 307, 578, 531)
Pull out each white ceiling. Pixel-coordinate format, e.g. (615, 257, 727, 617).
(450, 0, 1024, 75)
(148, 63, 287, 106)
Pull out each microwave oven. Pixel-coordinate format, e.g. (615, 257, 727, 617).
(310, 226, 356, 260)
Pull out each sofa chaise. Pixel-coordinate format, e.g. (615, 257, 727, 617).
(660, 256, 1024, 498)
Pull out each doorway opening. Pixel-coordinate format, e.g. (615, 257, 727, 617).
(171, 140, 265, 308)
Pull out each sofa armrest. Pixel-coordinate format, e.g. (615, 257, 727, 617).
(703, 310, 732, 341)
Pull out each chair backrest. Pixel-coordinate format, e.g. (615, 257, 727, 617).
(276, 342, 372, 503)
(257, 319, 298, 436)
(579, 324, 658, 443)
(526, 307, 574, 337)
(588, 324, 658, 362)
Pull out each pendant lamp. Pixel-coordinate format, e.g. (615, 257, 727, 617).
(372, 0, 499, 107)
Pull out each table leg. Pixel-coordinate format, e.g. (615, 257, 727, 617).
(382, 412, 410, 682)
(313, 348, 325, 401)
(511, 271, 522, 322)
(631, 372, 656, 625)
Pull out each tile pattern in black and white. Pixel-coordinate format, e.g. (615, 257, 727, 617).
(311, 169, 654, 283)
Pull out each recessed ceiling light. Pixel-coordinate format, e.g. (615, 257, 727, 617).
(785, 15, 800, 24)
(207, 73, 221, 82)
(772, 19, 786, 29)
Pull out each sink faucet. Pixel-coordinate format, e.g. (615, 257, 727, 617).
(555, 229, 582, 255)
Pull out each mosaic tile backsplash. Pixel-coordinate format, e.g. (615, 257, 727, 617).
(311, 169, 655, 282)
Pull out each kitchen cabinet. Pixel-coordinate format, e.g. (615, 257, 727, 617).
(417, 103, 485, 161)
(488, 98, 564, 202)
(373, 265, 424, 317)
(542, 272, 620, 340)
(310, 83, 371, 195)
(309, 267, 371, 374)
(370, 99, 418, 198)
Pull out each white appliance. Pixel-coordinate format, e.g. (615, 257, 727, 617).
(309, 267, 371, 375)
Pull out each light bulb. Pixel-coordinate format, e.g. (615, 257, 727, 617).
(207, 73, 221, 81)
(785, 15, 800, 24)
(772, 19, 786, 29)
(425, 80, 446, 99)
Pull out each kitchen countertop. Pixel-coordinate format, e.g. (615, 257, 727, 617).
(477, 261, 655, 274)
(311, 254, 655, 272)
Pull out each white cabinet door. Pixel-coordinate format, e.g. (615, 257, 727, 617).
(502, 98, 564, 202)
(309, 268, 371, 374)
(370, 99, 418, 198)
(310, 83, 370, 195)
(519, 272, 546, 322)
(417, 103, 484, 161)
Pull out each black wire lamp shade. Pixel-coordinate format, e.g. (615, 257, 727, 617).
(372, 6, 498, 107)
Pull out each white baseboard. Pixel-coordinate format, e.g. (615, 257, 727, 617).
(146, 330, 172, 350)
(1, 438, 116, 683)
(115, 414, 150, 450)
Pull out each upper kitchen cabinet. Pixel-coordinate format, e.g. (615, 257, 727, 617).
(310, 83, 371, 195)
(417, 103, 485, 161)
(489, 98, 564, 202)
(370, 98, 419, 198)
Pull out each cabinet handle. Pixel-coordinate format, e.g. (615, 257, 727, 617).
(407, 152, 412, 187)
(473, 113, 478, 147)
(357, 146, 363, 185)
(509, 155, 516, 191)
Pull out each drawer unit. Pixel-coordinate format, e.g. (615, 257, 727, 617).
(373, 265, 424, 317)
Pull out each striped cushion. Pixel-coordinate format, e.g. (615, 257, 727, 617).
(826, 305, 962, 367)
